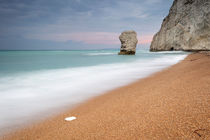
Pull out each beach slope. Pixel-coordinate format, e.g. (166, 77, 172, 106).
(2, 52, 210, 140)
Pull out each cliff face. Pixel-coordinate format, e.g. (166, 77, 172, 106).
(119, 31, 138, 55)
(150, 0, 210, 51)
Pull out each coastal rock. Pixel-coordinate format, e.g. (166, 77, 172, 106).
(150, 0, 210, 51)
(119, 31, 138, 55)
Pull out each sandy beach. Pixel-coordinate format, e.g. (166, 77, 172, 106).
(1, 52, 210, 140)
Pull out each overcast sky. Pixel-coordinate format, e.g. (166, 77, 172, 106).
(0, 0, 173, 50)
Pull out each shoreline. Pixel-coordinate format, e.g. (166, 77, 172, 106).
(1, 52, 210, 139)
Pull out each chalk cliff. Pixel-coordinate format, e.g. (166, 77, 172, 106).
(150, 0, 210, 51)
(119, 31, 138, 55)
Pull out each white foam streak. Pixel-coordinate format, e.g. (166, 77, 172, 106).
(86, 52, 116, 56)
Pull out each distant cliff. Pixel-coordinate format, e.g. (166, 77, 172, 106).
(150, 0, 210, 51)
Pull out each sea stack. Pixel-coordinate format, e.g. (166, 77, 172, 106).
(150, 0, 210, 51)
(119, 31, 138, 55)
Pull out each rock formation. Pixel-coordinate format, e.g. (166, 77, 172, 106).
(119, 31, 138, 55)
(150, 0, 210, 51)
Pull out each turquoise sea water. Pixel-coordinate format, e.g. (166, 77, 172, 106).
(0, 49, 188, 134)
(0, 49, 186, 76)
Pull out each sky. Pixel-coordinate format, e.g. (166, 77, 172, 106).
(0, 0, 174, 50)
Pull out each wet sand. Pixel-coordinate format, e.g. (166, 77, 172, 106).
(1, 52, 210, 140)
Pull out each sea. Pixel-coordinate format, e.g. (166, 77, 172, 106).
(0, 49, 189, 134)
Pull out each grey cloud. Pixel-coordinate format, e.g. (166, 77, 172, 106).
(0, 0, 174, 50)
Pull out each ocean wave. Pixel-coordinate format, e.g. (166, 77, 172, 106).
(150, 51, 188, 54)
(0, 53, 188, 134)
